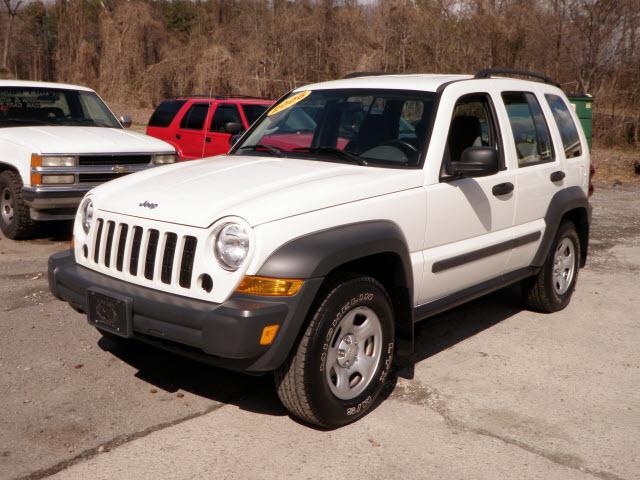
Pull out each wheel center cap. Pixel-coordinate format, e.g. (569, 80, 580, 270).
(336, 334, 358, 368)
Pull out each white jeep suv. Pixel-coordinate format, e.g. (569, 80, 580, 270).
(49, 69, 592, 427)
(0, 80, 177, 239)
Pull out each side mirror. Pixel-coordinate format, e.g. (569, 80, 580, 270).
(224, 122, 244, 135)
(450, 147, 499, 178)
(119, 115, 132, 129)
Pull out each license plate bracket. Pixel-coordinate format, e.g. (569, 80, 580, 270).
(87, 288, 133, 338)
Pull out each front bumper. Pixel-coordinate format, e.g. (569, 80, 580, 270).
(48, 250, 323, 373)
(23, 186, 92, 220)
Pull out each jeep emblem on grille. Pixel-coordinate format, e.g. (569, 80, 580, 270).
(139, 201, 158, 209)
(112, 165, 129, 174)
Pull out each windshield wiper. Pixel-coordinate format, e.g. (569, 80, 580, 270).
(237, 144, 284, 157)
(293, 146, 368, 166)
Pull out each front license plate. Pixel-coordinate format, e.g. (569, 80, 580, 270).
(87, 288, 132, 338)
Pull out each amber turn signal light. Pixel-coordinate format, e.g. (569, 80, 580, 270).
(260, 325, 280, 345)
(30, 154, 42, 185)
(235, 276, 303, 296)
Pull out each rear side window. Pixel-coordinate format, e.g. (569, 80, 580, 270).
(545, 94, 582, 158)
(241, 104, 268, 125)
(179, 103, 209, 130)
(148, 100, 186, 128)
(502, 92, 555, 167)
(210, 104, 242, 132)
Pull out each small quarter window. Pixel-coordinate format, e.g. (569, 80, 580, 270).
(545, 94, 582, 158)
(148, 99, 186, 128)
(179, 103, 209, 130)
(502, 92, 555, 167)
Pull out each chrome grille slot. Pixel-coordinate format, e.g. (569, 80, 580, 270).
(161, 233, 178, 284)
(129, 226, 143, 275)
(144, 230, 160, 280)
(103, 221, 115, 268)
(116, 224, 128, 271)
(179, 236, 198, 289)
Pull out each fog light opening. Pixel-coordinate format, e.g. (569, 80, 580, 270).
(200, 274, 213, 293)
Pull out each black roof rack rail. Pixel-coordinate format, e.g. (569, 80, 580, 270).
(474, 68, 560, 87)
(170, 94, 271, 100)
(342, 71, 392, 79)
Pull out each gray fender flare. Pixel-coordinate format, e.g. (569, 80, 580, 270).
(255, 220, 415, 365)
(532, 186, 591, 267)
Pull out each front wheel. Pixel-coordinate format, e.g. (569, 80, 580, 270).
(275, 276, 395, 428)
(0, 170, 35, 240)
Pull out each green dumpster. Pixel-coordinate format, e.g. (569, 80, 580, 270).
(568, 95, 594, 149)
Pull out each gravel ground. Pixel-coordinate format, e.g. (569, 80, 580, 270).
(0, 183, 638, 480)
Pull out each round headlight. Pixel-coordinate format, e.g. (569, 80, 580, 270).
(81, 198, 94, 234)
(215, 223, 250, 271)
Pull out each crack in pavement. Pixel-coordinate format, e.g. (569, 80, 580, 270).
(390, 381, 628, 480)
(12, 388, 255, 480)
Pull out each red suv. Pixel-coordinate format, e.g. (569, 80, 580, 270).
(146, 96, 273, 160)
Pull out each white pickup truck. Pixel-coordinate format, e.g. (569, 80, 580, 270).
(0, 80, 177, 239)
(49, 69, 593, 427)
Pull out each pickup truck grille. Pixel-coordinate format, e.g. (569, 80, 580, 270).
(78, 173, 128, 183)
(90, 218, 197, 288)
(78, 154, 152, 166)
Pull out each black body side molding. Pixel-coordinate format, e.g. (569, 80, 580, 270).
(532, 186, 591, 267)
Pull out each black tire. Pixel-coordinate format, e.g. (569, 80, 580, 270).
(0, 170, 35, 240)
(275, 276, 395, 428)
(522, 221, 581, 313)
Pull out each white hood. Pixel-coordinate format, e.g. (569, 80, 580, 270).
(91, 155, 423, 227)
(0, 126, 174, 154)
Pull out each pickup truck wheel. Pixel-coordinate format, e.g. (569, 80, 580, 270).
(275, 276, 395, 428)
(522, 221, 580, 313)
(0, 171, 35, 240)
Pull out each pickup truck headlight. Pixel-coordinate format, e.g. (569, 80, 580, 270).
(81, 198, 94, 234)
(153, 154, 177, 165)
(215, 223, 250, 271)
(39, 155, 76, 167)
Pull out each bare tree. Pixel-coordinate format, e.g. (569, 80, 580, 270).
(1, 0, 22, 74)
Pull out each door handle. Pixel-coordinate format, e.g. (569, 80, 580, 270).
(205, 137, 211, 143)
(550, 170, 565, 182)
(492, 182, 514, 196)
(175, 134, 181, 140)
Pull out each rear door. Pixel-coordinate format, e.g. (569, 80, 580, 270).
(500, 91, 564, 271)
(204, 103, 244, 157)
(176, 102, 210, 159)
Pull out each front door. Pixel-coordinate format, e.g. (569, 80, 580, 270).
(420, 91, 516, 304)
(176, 102, 210, 160)
(204, 103, 244, 157)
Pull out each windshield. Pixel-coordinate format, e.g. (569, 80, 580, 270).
(0, 87, 121, 128)
(233, 89, 437, 167)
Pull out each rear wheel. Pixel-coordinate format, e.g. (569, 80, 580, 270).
(275, 276, 395, 428)
(522, 221, 580, 312)
(0, 171, 35, 240)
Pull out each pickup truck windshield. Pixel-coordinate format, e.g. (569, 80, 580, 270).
(0, 87, 121, 128)
(233, 89, 437, 167)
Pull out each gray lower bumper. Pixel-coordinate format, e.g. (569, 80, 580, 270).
(48, 250, 323, 373)
(22, 186, 92, 220)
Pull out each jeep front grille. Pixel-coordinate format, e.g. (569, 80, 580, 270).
(90, 219, 198, 288)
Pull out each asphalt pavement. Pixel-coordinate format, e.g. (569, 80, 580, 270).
(1, 184, 638, 480)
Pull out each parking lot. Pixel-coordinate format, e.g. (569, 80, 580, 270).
(1, 183, 638, 480)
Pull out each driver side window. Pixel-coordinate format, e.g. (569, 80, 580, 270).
(442, 94, 500, 177)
